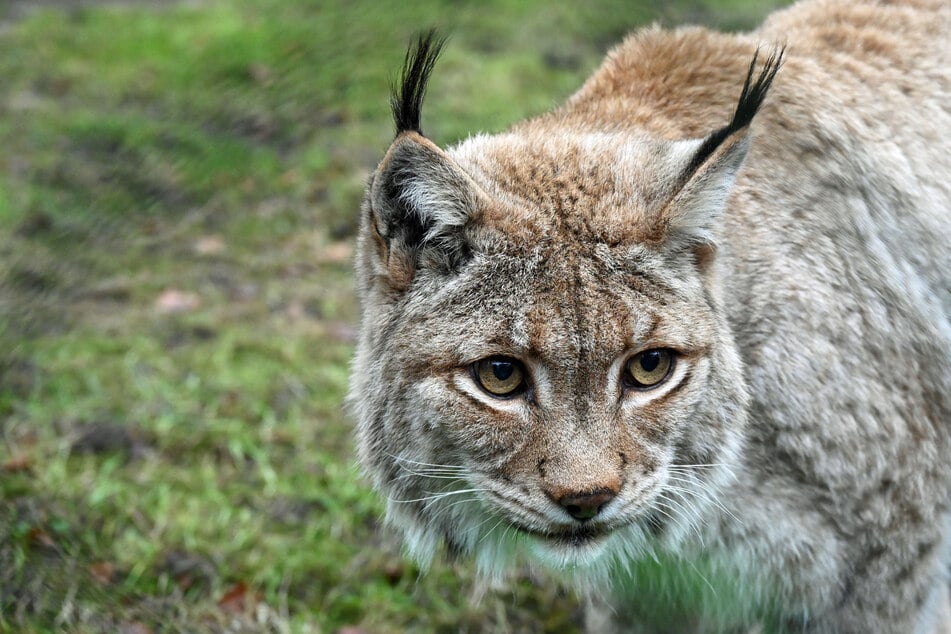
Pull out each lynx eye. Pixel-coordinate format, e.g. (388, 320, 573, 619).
(473, 356, 526, 397)
(623, 349, 674, 389)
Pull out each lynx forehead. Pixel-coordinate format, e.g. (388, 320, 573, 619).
(455, 133, 697, 246)
(349, 1, 951, 631)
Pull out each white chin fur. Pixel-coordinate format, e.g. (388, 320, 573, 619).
(472, 515, 659, 591)
(527, 533, 613, 568)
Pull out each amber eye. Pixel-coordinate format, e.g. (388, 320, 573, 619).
(623, 349, 674, 389)
(473, 356, 526, 397)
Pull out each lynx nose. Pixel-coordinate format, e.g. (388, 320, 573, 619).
(557, 489, 616, 522)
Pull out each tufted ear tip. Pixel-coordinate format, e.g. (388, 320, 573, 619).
(391, 29, 447, 137)
(654, 47, 781, 251)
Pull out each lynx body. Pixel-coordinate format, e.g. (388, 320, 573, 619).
(349, 0, 951, 631)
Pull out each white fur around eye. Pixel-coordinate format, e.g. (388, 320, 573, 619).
(453, 371, 531, 415)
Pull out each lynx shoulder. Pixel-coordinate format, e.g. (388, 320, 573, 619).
(349, 0, 951, 631)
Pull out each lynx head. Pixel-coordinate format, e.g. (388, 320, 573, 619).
(349, 31, 781, 583)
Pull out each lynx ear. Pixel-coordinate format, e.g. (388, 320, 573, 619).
(659, 48, 783, 248)
(363, 29, 479, 289)
(367, 132, 480, 287)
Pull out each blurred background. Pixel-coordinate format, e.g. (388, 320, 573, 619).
(0, 1, 787, 632)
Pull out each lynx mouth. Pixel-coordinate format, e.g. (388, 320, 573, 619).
(512, 522, 611, 548)
(507, 521, 616, 566)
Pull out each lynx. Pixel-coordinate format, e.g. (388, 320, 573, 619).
(348, 0, 951, 631)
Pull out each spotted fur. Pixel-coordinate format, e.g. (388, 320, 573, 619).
(349, 1, 951, 631)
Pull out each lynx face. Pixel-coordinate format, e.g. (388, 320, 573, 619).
(359, 236, 744, 572)
(350, 35, 777, 579)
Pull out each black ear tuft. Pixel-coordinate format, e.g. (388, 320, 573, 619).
(687, 46, 785, 174)
(730, 46, 784, 133)
(391, 29, 448, 136)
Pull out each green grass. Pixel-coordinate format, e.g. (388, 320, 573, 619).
(0, 0, 786, 631)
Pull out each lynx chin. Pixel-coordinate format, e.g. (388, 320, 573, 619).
(348, 0, 951, 631)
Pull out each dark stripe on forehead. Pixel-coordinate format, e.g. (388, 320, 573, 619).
(590, 245, 681, 307)
(570, 263, 593, 417)
(624, 268, 675, 306)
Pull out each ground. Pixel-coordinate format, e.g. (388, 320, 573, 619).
(0, 1, 784, 631)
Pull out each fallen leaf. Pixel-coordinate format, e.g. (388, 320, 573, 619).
(1, 455, 32, 473)
(89, 561, 116, 585)
(155, 289, 200, 314)
(194, 235, 225, 255)
(218, 581, 260, 613)
(27, 527, 55, 549)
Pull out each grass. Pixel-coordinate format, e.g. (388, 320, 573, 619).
(0, 0, 786, 631)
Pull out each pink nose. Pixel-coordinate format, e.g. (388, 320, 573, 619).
(556, 489, 617, 521)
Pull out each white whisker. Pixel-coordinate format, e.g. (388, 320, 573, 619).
(395, 468, 468, 481)
(386, 454, 468, 471)
(686, 557, 717, 597)
(668, 463, 729, 470)
(664, 478, 743, 526)
(388, 487, 487, 504)
(655, 497, 700, 540)
(429, 495, 480, 525)
(477, 516, 509, 545)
